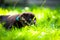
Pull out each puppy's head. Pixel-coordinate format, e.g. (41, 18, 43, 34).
(20, 12, 36, 26)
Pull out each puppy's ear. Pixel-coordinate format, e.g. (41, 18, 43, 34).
(21, 13, 28, 17)
(21, 13, 35, 18)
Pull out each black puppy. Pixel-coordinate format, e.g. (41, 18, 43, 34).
(0, 12, 36, 29)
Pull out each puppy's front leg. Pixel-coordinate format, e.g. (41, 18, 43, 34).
(4, 22, 14, 29)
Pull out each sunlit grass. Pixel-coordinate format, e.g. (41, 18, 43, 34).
(0, 7, 60, 40)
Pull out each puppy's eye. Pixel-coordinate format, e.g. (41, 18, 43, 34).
(27, 19, 31, 23)
(29, 19, 31, 21)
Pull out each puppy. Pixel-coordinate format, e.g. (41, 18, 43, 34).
(0, 12, 36, 29)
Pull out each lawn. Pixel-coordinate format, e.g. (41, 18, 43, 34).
(0, 7, 60, 40)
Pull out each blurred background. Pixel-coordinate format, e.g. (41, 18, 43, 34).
(0, 0, 60, 8)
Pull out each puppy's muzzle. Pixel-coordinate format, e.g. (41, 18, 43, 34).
(26, 17, 36, 26)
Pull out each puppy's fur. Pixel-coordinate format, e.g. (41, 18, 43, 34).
(0, 12, 36, 29)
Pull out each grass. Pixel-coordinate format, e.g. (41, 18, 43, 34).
(0, 7, 60, 40)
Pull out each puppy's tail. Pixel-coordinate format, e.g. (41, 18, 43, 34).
(0, 16, 8, 23)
